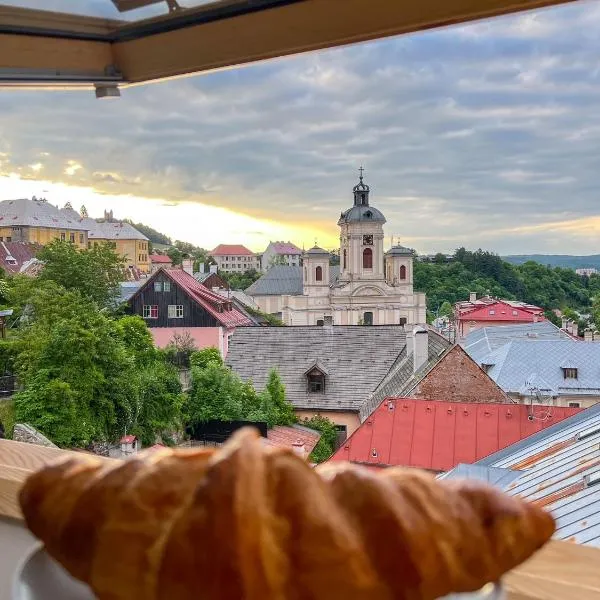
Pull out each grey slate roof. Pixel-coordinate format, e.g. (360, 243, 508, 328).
(0, 198, 87, 230)
(85, 219, 148, 241)
(245, 265, 340, 296)
(463, 321, 571, 365)
(358, 330, 452, 421)
(226, 326, 408, 412)
(385, 245, 415, 257)
(482, 340, 600, 396)
(442, 404, 600, 547)
(338, 205, 386, 224)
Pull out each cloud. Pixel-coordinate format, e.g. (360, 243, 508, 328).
(1, 2, 600, 253)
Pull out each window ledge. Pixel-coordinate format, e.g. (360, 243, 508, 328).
(1, 440, 600, 598)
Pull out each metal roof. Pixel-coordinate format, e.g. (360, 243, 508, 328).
(481, 340, 600, 397)
(443, 404, 600, 547)
(463, 321, 571, 365)
(226, 325, 409, 412)
(87, 219, 148, 241)
(332, 399, 580, 472)
(338, 205, 386, 225)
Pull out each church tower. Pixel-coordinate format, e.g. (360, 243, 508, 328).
(302, 245, 330, 297)
(338, 168, 386, 282)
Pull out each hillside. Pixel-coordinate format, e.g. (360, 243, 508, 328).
(415, 248, 600, 326)
(123, 220, 172, 246)
(503, 254, 600, 270)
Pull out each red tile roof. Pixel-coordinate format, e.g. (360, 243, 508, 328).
(265, 425, 321, 456)
(211, 244, 255, 256)
(164, 269, 252, 328)
(456, 298, 544, 322)
(150, 254, 173, 264)
(120, 435, 137, 444)
(330, 398, 582, 472)
(0, 241, 39, 274)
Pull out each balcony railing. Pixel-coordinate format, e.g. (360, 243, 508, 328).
(1, 438, 599, 599)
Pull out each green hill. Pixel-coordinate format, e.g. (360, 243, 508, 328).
(503, 255, 600, 270)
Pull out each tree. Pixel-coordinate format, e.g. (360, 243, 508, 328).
(219, 269, 261, 291)
(190, 347, 223, 369)
(269, 255, 288, 268)
(301, 415, 338, 463)
(37, 240, 125, 308)
(166, 246, 183, 266)
(123, 220, 172, 246)
(438, 301, 453, 318)
(265, 369, 295, 426)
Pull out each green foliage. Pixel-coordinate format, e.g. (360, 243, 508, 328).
(301, 415, 338, 463)
(266, 369, 295, 426)
(190, 347, 223, 369)
(166, 246, 183, 266)
(37, 240, 125, 308)
(438, 301, 453, 318)
(269, 255, 288, 267)
(219, 269, 261, 291)
(0, 400, 15, 439)
(9, 280, 182, 448)
(245, 305, 285, 326)
(123, 220, 172, 246)
(415, 247, 600, 316)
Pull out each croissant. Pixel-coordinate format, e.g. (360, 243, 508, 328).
(19, 427, 555, 600)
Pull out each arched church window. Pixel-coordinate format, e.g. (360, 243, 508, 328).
(316, 266, 323, 281)
(343, 249, 347, 270)
(363, 248, 373, 269)
(400, 265, 407, 280)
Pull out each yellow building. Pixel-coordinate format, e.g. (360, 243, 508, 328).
(0, 199, 150, 273)
(0, 197, 88, 249)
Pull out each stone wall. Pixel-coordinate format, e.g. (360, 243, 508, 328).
(13, 423, 58, 448)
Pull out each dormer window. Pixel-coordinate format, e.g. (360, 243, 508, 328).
(563, 368, 578, 379)
(307, 368, 325, 393)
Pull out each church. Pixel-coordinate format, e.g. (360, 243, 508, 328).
(246, 171, 427, 326)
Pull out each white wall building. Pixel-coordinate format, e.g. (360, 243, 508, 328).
(247, 172, 427, 326)
(261, 241, 302, 271)
(210, 244, 261, 273)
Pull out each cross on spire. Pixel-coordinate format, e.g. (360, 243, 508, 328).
(359, 166, 365, 181)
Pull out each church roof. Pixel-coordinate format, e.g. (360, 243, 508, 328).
(245, 265, 340, 296)
(386, 244, 415, 257)
(338, 205, 386, 225)
(304, 245, 329, 256)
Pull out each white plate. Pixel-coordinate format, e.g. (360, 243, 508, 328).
(13, 545, 503, 600)
(13, 545, 95, 600)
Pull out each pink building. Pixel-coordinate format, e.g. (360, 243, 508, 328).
(455, 293, 545, 338)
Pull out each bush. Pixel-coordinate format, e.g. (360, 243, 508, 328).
(302, 415, 338, 463)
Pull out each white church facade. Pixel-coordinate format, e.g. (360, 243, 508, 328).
(246, 172, 427, 326)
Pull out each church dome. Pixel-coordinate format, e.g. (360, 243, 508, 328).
(338, 205, 386, 225)
(304, 245, 329, 256)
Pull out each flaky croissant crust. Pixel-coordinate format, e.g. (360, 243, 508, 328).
(20, 427, 555, 600)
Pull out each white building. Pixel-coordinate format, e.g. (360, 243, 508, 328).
(261, 241, 302, 271)
(209, 244, 261, 273)
(247, 172, 427, 326)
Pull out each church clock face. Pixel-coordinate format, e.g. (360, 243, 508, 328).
(363, 234, 374, 246)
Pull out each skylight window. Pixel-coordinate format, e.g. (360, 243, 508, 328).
(578, 425, 600, 441)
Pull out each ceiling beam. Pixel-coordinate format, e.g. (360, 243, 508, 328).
(113, 0, 578, 84)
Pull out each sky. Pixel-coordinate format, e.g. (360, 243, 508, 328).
(2, 1, 600, 254)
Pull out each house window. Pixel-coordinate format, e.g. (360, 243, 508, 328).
(363, 311, 373, 326)
(154, 281, 162, 292)
(307, 369, 325, 393)
(316, 266, 323, 281)
(489, 310, 496, 315)
(399, 265, 407, 280)
(163, 281, 171, 292)
(363, 248, 373, 269)
(69, 233, 75, 243)
(343, 249, 347, 270)
(79, 233, 84, 244)
(168, 305, 184, 318)
(512, 310, 518, 316)
(563, 368, 578, 379)
(569, 402, 581, 408)
(143, 305, 158, 319)
(60, 232, 66, 241)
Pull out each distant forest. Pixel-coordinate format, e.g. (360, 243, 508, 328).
(503, 254, 600, 270)
(124, 220, 172, 246)
(415, 248, 600, 328)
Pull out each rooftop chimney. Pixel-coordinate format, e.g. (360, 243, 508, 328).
(182, 257, 194, 276)
(469, 291, 477, 303)
(413, 326, 428, 373)
(209, 264, 218, 274)
(584, 329, 593, 342)
(561, 317, 568, 330)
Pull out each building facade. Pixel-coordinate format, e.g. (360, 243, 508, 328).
(272, 173, 426, 325)
(262, 241, 302, 271)
(210, 244, 261, 273)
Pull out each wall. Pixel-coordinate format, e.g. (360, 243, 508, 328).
(0, 226, 87, 249)
(213, 254, 260, 273)
(458, 318, 541, 338)
(511, 393, 600, 410)
(93, 238, 150, 273)
(254, 295, 284, 315)
(295, 409, 360, 437)
(410, 345, 509, 403)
